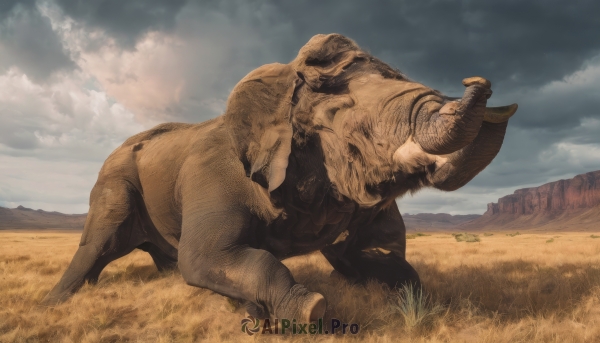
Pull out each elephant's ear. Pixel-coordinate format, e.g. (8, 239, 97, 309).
(224, 63, 302, 192)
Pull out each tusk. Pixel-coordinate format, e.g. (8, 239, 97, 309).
(483, 103, 518, 123)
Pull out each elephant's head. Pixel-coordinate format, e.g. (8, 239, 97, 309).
(225, 34, 517, 208)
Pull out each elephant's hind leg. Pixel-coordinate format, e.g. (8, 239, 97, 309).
(41, 181, 141, 305)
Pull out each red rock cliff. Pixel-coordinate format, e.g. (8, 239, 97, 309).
(485, 170, 600, 216)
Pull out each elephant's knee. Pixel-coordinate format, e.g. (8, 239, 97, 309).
(178, 249, 233, 290)
(177, 252, 207, 288)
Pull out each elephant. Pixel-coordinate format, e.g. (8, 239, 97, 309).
(42, 33, 517, 322)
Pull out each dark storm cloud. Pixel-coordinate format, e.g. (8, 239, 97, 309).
(0, 0, 34, 20)
(54, 0, 188, 48)
(174, 0, 600, 212)
(90, 0, 600, 132)
(88, 0, 599, 196)
(1, 0, 597, 214)
(0, 1, 75, 81)
(205, 0, 600, 170)
(47, 0, 600, 90)
(185, 0, 600, 92)
(42, 0, 600, 128)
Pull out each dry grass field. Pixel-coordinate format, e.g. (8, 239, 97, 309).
(2, 230, 600, 342)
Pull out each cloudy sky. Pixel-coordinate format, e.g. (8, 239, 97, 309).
(1, 0, 599, 215)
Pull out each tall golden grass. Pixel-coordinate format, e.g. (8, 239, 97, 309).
(2, 230, 600, 342)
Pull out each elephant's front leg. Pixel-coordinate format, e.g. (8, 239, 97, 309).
(323, 247, 420, 289)
(178, 208, 325, 322)
(321, 203, 420, 289)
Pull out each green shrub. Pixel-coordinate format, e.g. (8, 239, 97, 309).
(453, 233, 480, 242)
(483, 233, 494, 236)
(406, 233, 430, 239)
(591, 235, 600, 239)
(546, 238, 554, 243)
(506, 232, 521, 237)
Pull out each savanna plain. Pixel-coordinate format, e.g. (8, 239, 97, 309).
(2, 230, 600, 343)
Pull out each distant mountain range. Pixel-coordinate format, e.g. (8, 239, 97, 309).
(2, 170, 599, 231)
(0, 203, 479, 231)
(0, 205, 86, 230)
(461, 170, 600, 231)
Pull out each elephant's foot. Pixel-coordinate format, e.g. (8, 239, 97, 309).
(40, 291, 71, 307)
(304, 292, 326, 322)
(275, 284, 326, 322)
(245, 301, 269, 319)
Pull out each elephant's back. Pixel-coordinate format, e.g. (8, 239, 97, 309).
(98, 120, 217, 186)
(122, 122, 196, 148)
(93, 118, 225, 241)
(133, 119, 225, 234)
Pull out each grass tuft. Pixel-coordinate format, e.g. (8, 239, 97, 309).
(591, 235, 600, 239)
(389, 283, 444, 330)
(483, 233, 494, 236)
(546, 238, 554, 243)
(506, 232, 521, 237)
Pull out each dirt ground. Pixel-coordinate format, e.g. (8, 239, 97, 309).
(2, 230, 600, 342)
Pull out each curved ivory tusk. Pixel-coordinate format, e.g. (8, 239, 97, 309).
(483, 103, 518, 123)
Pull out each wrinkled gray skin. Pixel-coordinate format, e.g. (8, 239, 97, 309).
(43, 34, 517, 322)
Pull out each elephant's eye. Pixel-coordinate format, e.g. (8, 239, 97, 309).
(305, 57, 332, 67)
(342, 57, 366, 71)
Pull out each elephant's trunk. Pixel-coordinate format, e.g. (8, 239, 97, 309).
(413, 77, 493, 155)
(429, 120, 509, 191)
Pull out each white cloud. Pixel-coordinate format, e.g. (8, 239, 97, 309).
(0, 67, 145, 158)
(72, 32, 187, 121)
(0, 2, 294, 213)
(397, 186, 521, 215)
(38, 2, 188, 122)
(0, 67, 147, 212)
(538, 140, 600, 175)
(38, 1, 264, 123)
(37, 0, 301, 123)
(543, 55, 600, 92)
